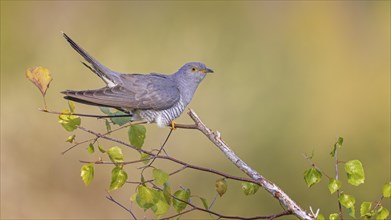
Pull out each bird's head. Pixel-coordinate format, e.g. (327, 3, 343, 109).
(177, 62, 214, 82)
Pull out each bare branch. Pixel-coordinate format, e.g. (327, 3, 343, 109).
(106, 194, 137, 220)
(184, 109, 314, 220)
(40, 108, 133, 119)
(146, 128, 173, 166)
(373, 195, 385, 211)
(174, 123, 198, 129)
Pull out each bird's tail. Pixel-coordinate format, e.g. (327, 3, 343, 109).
(62, 32, 121, 87)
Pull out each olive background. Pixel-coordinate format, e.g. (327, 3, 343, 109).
(1, 1, 390, 219)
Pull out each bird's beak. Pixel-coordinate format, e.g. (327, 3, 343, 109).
(205, 68, 214, 73)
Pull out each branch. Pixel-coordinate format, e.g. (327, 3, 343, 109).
(151, 183, 293, 220)
(334, 146, 343, 219)
(77, 126, 260, 184)
(185, 109, 314, 220)
(106, 194, 137, 220)
(40, 108, 133, 119)
(62, 122, 132, 154)
(303, 153, 331, 179)
(373, 195, 385, 211)
(75, 109, 314, 219)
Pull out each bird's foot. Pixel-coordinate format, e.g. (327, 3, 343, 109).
(170, 121, 176, 130)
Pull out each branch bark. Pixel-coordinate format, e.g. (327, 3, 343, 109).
(185, 109, 315, 220)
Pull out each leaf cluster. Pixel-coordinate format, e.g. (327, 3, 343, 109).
(304, 137, 390, 220)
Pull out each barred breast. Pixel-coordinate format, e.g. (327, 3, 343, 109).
(139, 99, 186, 127)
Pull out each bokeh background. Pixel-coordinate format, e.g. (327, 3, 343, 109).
(1, 1, 390, 219)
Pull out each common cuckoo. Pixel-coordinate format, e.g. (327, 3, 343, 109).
(61, 33, 213, 127)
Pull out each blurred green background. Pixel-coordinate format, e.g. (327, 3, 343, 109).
(1, 1, 390, 219)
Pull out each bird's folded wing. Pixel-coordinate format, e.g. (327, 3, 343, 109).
(62, 74, 180, 110)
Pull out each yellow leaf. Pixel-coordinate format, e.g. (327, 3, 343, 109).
(26, 66, 53, 96)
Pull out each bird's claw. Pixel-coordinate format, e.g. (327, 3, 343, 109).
(170, 121, 176, 130)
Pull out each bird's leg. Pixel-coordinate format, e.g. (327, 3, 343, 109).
(170, 121, 176, 130)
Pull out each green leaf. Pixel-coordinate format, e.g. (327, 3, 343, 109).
(330, 137, 343, 157)
(87, 143, 94, 154)
(110, 111, 131, 126)
(163, 183, 172, 205)
(140, 152, 151, 164)
(339, 193, 356, 208)
(100, 107, 111, 115)
(200, 197, 209, 209)
(151, 191, 170, 217)
(329, 213, 339, 220)
(376, 206, 389, 220)
(360, 202, 372, 217)
(153, 168, 169, 185)
(105, 119, 112, 132)
(98, 144, 106, 153)
(58, 110, 81, 132)
(80, 163, 94, 186)
(348, 206, 356, 218)
(107, 146, 124, 164)
(304, 167, 322, 187)
(328, 178, 341, 194)
(344, 160, 365, 186)
(100, 108, 131, 126)
(128, 125, 146, 148)
(215, 178, 227, 196)
(316, 214, 325, 220)
(241, 182, 260, 195)
(382, 182, 391, 198)
(136, 185, 160, 209)
(173, 188, 191, 213)
(68, 100, 75, 113)
(109, 167, 128, 191)
(130, 192, 137, 202)
(65, 134, 76, 143)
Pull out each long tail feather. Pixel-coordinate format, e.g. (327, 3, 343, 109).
(62, 32, 120, 86)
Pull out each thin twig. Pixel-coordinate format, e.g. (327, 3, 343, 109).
(106, 194, 137, 220)
(62, 123, 133, 154)
(209, 192, 219, 209)
(138, 182, 295, 220)
(373, 195, 385, 211)
(334, 147, 343, 220)
(62, 138, 95, 155)
(77, 126, 260, 184)
(126, 165, 188, 184)
(268, 210, 293, 220)
(78, 126, 148, 154)
(80, 158, 150, 165)
(158, 185, 292, 220)
(40, 108, 133, 119)
(146, 128, 174, 166)
(161, 208, 196, 220)
(302, 153, 331, 179)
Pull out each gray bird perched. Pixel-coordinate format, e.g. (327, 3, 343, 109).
(61, 33, 213, 128)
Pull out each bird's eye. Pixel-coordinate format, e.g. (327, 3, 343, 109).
(191, 67, 196, 72)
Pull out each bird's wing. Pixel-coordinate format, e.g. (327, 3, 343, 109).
(62, 73, 180, 110)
